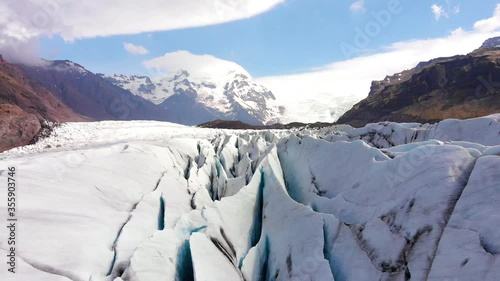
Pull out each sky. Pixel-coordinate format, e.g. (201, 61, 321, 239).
(1, 0, 500, 122)
(28, 0, 499, 76)
(24, 0, 496, 77)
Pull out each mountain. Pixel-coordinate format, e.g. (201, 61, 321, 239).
(13, 57, 283, 126)
(0, 56, 85, 122)
(0, 55, 86, 151)
(100, 67, 284, 126)
(337, 38, 500, 127)
(17, 60, 179, 122)
(1, 114, 499, 281)
(479, 36, 500, 49)
(98, 74, 168, 104)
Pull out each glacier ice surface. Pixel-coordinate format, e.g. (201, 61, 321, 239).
(0, 114, 499, 281)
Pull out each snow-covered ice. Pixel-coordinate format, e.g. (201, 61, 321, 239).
(0, 114, 499, 281)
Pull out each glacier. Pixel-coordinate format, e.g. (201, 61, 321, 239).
(0, 114, 499, 281)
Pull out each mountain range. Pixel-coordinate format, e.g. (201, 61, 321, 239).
(18, 60, 192, 123)
(12, 58, 283, 126)
(99, 67, 283, 125)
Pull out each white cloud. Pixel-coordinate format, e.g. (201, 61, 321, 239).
(0, 37, 44, 65)
(350, 0, 365, 13)
(0, 0, 283, 62)
(143, 50, 249, 80)
(431, 4, 447, 21)
(431, 1, 461, 21)
(474, 4, 500, 32)
(123, 43, 149, 55)
(256, 5, 500, 123)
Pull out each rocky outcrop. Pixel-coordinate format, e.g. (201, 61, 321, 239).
(0, 104, 41, 152)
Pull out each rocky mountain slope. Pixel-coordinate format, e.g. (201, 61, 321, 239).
(17, 60, 192, 123)
(338, 38, 500, 127)
(0, 55, 86, 152)
(100, 68, 284, 126)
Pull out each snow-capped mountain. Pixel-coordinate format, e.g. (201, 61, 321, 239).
(1, 114, 499, 281)
(12, 56, 283, 126)
(99, 74, 169, 104)
(100, 67, 284, 126)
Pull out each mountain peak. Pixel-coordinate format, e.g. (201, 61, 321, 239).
(479, 36, 500, 49)
(172, 69, 190, 80)
(46, 59, 88, 74)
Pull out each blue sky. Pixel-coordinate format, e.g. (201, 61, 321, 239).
(38, 0, 500, 77)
